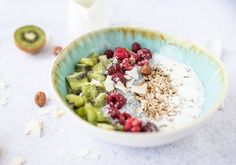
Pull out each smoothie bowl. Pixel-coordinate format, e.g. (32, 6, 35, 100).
(51, 27, 228, 147)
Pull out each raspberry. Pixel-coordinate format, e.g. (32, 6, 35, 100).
(114, 47, 130, 62)
(131, 42, 141, 53)
(137, 59, 149, 66)
(124, 118, 142, 132)
(107, 63, 123, 75)
(111, 73, 126, 85)
(119, 112, 131, 125)
(136, 48, 152, 66)
(104, 49, 114, 59)
(141, 122, 159, 132)
(108, 107, 120, 119)
(121, 58, 133, 71)
(107, 92, 126, 109)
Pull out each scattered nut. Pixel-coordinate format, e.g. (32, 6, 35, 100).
(140, 64, 152, 76)
(53, 46, 63, 55)
(35, 91, 46, 107)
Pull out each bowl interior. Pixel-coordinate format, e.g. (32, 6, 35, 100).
(52, 27, 227, 121)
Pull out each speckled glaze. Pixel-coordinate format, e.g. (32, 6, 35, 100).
(51, 27, 228, 147)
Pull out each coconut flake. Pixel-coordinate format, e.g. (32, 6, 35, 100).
(0, 96, 8, 106)
(24, 120, 43, 137)
(77, 149, 100, 160)
(104, 75, 114, 92)
(114, 81, 128, 93)
(0, 80, 9, 90)
(90, 79, 103, 87)
(131, 83, 147, 94)
(10, 157, 25, 165)
(37, 106, 65, 119)
(52, 109, 65, 119)
(125, 67, 139, 79)
(77, 149, 90, 158)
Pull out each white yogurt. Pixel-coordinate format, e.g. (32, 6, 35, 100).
(149, 54, 205, 131)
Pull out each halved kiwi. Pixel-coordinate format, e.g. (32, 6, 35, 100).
(14, 25, 46, 54)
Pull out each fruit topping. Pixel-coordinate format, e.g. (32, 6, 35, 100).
(104, 49, 114, 59)
(114, 47, 130, 62)
(107, 92, 126, 109)
(131, 42, 141, 53)
(141, 122, 159, 132)
(121, 58, 133, 71)
(108, 107, 121, 119)
(107, 63, 123, 75)
(124, 118, 142, 132)
(136, 48, 152, 66)
(118, 112, 131, 125)
(111, 73, 126, 85)
(65, 94, 84, 108)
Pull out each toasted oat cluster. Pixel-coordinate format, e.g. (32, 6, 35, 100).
(135, 67, 177, 120)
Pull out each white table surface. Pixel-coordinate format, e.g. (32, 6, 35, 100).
(0, 0, 236, 164)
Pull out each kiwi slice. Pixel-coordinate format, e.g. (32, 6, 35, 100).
(98, 55, 110, 67)
(80, 57, 95, 66)
(67, 78, 88, 93)
(96, 110, 109, 123)
(92, 63, 105, 73)
(14, 25, 46, 54)
(97, 123, 115, 130)
(84, 103, 97, 124)
(94, 93, 107, 107)
(87, 71, 106, 82)
(65, 94, 84, 108)
(75, 107, 86, 118)
(76, 64, 89, 72)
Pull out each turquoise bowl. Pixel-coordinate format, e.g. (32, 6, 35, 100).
(51, 27, 228, 147)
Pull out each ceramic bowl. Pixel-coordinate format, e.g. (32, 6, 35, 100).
(51, 27, 228, 147)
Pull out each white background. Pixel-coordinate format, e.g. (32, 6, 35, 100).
(0, 0, 236, 164)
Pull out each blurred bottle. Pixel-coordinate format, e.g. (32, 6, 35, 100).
(68, 0, 110, 37)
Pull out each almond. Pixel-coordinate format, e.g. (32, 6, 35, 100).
(140, 64, 152, 76)
(35, 91, 46, 107)
(53, 46, 63, 55)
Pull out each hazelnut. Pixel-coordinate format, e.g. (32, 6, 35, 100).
(53, 46, 63, 55)
(35, 91, 46, 107)
(140, 64, 152, 76)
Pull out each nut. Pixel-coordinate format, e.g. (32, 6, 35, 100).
(35, 91, 46, 107)
(53, 46, 63, 55)
(140, 64, 152, 76)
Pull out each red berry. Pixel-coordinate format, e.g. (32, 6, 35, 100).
(136, 48, 152, 66)
(114, 47, 130, 62)
(107, 92, 126, 109)
(141, 122, 159, 132)
(131, 126, 141, 132)
(124, 118, 142, 132)
(107, 63, 123, 75)
(121, 58, 133, 71)
(137, 59, 149, 66)
(119, 112, 131, 125)
(111, 73, 126, 85)
(108, 107, 120, 119)
(104, 49, 114, 59)
(132, 42, 141, 53)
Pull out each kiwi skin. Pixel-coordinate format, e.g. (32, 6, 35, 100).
(14, 25, 46, 54)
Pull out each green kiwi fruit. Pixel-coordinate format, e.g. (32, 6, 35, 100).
(14, 25, 46, 54)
